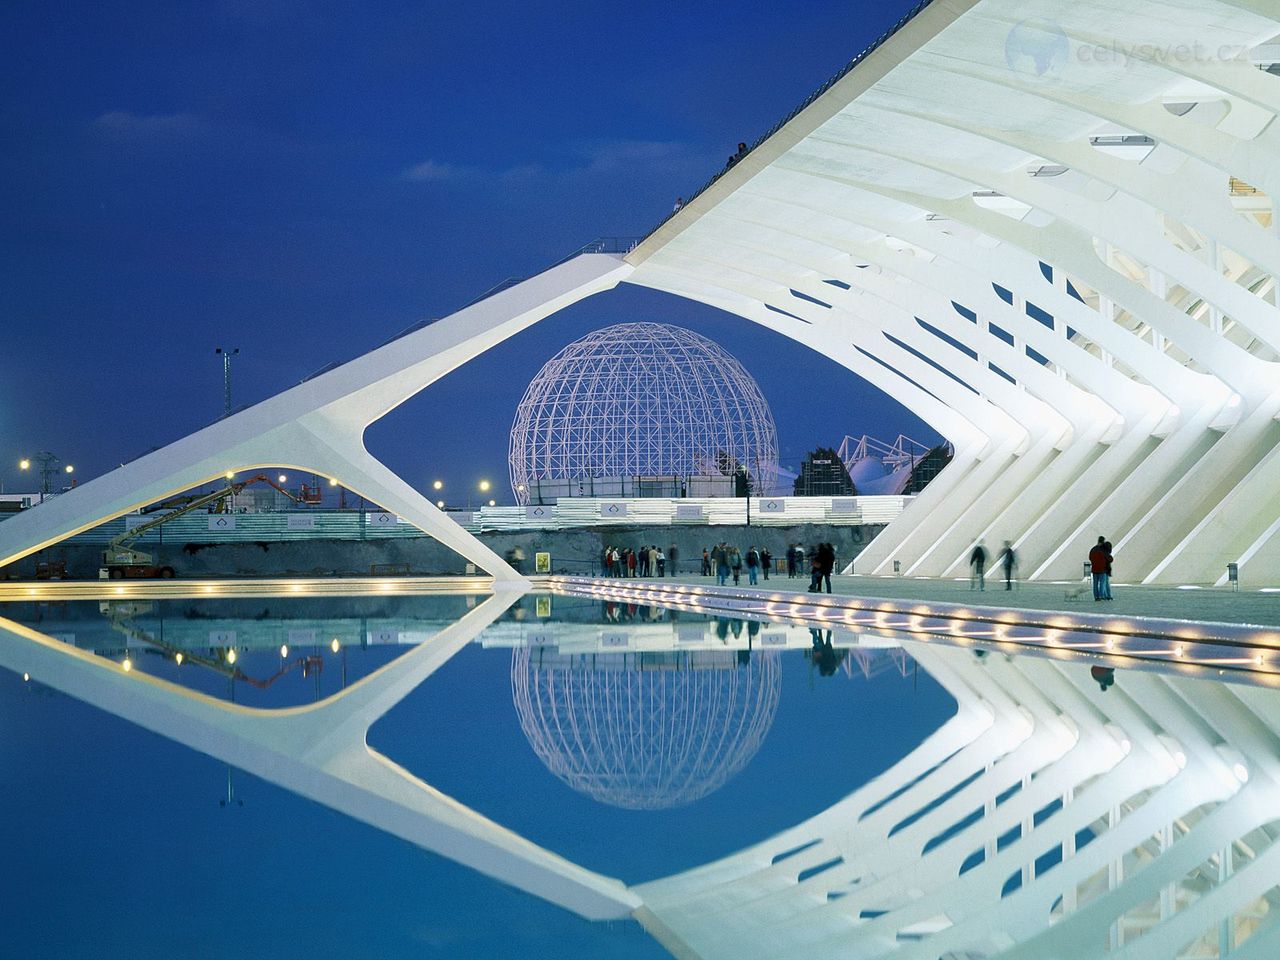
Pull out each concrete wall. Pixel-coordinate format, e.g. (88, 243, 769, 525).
(9, 522, 885, 580)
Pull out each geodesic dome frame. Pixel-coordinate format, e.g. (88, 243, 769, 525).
(511, 648, 782, 810)
(509, 322, 779, 504)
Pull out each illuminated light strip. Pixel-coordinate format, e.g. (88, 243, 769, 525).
(549, 578, 1280, 673)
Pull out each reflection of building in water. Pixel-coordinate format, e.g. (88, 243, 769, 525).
(511, 648, 781, 810)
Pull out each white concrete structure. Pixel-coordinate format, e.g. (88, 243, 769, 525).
(3, 0, 1280, 586)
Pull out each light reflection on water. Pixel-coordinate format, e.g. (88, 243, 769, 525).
(3, 584, 1277, 959)
(2, 591, 949, 869)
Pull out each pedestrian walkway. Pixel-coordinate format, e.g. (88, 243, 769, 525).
(663, 573, 1280, 627)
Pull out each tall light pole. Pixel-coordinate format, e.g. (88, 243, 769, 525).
(215, 347, 240, 417)
(19, 451, 72, 503)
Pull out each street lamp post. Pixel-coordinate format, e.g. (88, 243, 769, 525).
(19, 451, 72, 503)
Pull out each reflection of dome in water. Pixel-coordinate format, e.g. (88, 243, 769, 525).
(511, 649, 781, 810)
(508, 322, 779, 503)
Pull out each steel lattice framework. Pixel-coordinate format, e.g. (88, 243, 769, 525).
(508, 323, 779, 504)
(510, 648, 781, 809)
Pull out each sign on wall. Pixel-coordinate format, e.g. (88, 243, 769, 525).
(599, 501, 628, 519)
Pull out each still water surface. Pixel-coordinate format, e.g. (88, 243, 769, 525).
(0, 591, 953, 959)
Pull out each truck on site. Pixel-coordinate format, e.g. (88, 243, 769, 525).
(101, 473, 306, 579)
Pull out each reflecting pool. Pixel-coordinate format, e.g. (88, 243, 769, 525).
(4, 581, 1278, 960)
(0, 587, 952, 959)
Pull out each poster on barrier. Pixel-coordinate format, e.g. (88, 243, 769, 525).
(829, 498, 858, 514)
(367, 512, 397, 527)
(525, 504, 552, 521)
(675, 503, 704, 520)
(677, 622, 706, 643)
(287, 514, 316, 530)
(599, 501, 627, 519)
(759, 498, 786, 513)
(208, 515, 236, 531)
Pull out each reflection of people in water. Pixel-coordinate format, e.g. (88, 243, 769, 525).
(807, 628, 847, 677)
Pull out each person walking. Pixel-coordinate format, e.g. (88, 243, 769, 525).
(746, 546, 760, 585)
(808, 550, 823, 593)
(1000, 541, 1016, 590)
(638, 545, 649, 577)
(786, 544, 797, 578)
(701, 547, 711, 577)
(1088, 536, 1109, 601)
(970, 541, 987, 591)
(1102, 539, 1114, 600)
(818, 542, 835, 594)
(627, 548, 637, 578)
(714, 543, 729, 586)
(760, 546, 772, 581)
(668, 543, 679, 575)
(730, 546, 743, 586)
(657, 548, 666, 578)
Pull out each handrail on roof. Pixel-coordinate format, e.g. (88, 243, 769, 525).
(635, 0, 940, 245)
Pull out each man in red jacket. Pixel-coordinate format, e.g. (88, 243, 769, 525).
(1088, 536, 1111, 601)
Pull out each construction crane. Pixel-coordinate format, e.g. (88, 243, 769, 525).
(101, 473, 304, 579)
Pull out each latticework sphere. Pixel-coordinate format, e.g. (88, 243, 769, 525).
(511, 649, 782, 810)
(509, 322, 779, 503)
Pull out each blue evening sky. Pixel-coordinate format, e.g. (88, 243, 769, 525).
(0, 0, 935, 502)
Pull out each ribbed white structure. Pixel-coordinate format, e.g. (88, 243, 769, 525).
(626, 0, 1280, 588)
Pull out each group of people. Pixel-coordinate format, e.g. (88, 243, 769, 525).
(702, 543, 772, 586)
(1088, 536, 1115, 601)
(696, 542, 838, 591)
(968, 537, 1116, 599)
(806, 543, 838, 593)
(968, 540, 1017, 591)
(602, 543, 679, 578)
